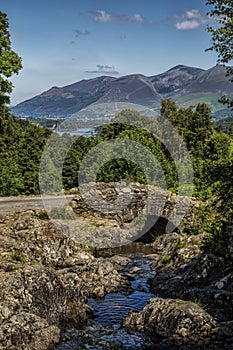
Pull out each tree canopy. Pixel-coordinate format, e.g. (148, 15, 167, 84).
(0, 12, 22, 110)
(206, 0, 233, 107)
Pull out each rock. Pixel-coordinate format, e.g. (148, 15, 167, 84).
(57, 319, 154, 350)
(149, 232, 205, 275)
(214, 273, 232, 291)
(201, 268, 208, 278)
(109, 255, 131, 270)
(71, 182, 196, 236)
(69, 187, 79, 194)
(129, 266, 141, 274)
(0, 210, 130, 350)
(0, 312, 60, 350)
(0, 266, 65, 350)
(216, 281, 225, 290)
(122, 297, 224, 349)
(149, 230, 233, 324)
(121, 187, 132, 194)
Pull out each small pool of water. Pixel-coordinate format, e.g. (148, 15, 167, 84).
(57, 256, 156, 350)
(88, 257, 156, 327)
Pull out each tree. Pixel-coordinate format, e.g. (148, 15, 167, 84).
(206, 0, 233, 108)
(0, 157, 24, 196)
(0, 12, 22, 111)
(206, 1, 233, 220)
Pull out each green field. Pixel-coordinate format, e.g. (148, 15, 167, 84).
(174, 93, 225, 113)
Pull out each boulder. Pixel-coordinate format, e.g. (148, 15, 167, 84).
(123, 297, 224, 349)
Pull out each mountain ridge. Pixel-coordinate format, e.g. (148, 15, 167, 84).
(12, 65, 233, 119)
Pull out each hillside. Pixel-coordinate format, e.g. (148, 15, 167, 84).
(11, 65, 233, 119)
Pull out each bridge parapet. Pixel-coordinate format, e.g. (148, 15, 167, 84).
(71, 182, 196, 230)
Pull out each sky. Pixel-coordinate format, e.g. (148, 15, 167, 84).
(1, 0, 219, 106)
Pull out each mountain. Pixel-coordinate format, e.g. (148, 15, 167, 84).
(184, 65, 233, 95)
(11, 65, 233, 119)
(149, 65, 204, 95)
(13, 76, 119, 118)
(98, 74, 162, 105)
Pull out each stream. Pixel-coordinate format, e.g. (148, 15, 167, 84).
(57, 256, 157, 350)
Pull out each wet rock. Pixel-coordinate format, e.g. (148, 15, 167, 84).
(57, 320, 153, 350)
(129, 266, 142, 274)
(109, 255, 131, 270)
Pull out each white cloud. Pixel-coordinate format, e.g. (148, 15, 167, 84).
(89, 10, 112, 23)
(131, 14, 145, 23)
(175, 20, 200, 30)
(175, 9, 211, 30)
(88, 10, 146, 24)
(186, 9, 202, 19)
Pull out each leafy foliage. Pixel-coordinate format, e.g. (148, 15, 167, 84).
(206, 0, 233, 108)
(1, 101, 232, 222)
(0, 112, 51, 195)
(0, 12, 22, 110)
(0, 99, 232, 263)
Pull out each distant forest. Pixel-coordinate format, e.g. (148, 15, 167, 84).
(0, 100, 232, 205)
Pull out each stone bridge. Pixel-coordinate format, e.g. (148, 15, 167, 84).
(70, 182, 196, 243)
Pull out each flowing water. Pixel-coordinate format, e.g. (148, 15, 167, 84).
(57, 256, 156, 350)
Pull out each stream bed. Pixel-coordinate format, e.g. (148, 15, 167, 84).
(57, 256, 156, 350)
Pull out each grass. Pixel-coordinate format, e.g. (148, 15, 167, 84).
(0, 293, 6, 301)
(64, 188, 80, 195)
(191, 296, 207, 310)
(158, 255, 173, 267)
(172, 240, 187, 250)
(10, 250, 24, 262)
(174, 93, 225, 113)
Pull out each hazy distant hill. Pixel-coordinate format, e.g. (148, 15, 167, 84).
(214, 115, 233, 130)
(12, 65, 233, 119)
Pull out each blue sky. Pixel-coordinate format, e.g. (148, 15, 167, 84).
(1, 0, 218, 105)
